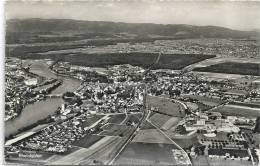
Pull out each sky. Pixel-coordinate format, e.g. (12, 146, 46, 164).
(5, 0, 260, 31)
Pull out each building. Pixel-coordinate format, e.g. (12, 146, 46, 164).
(24, 78, 38, 86)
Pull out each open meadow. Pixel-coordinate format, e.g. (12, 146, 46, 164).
(214, 104, 260, 117)
(147, 95, 184, 117)
(194, 62, 260, 76)
(114, 142, 178, 165)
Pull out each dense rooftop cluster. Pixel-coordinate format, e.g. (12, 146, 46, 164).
(5, 58, 260, 165)
(5, 58, 63, 121)
(7, 63, 145, 154)
(5, 59, 39, 121)
(88, 39, 259, 58)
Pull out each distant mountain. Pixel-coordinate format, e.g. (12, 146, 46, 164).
(6, 18, 257, 39)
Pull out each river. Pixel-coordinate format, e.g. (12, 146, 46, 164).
(5, 60, 81, 138)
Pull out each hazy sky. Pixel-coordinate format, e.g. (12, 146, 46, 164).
(5, 0, 260, 31)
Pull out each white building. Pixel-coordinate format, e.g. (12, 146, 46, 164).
(24, 78, 38, 86)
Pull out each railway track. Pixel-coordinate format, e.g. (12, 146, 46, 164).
(107, 52, 162, 164)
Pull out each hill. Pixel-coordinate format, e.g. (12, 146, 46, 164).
(6, 19, 257, 44)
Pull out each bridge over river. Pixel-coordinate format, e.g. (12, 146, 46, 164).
(5, 60, 81, 138)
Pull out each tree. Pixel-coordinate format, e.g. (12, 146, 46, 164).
(83, 91, 92, 99)
(251, 91, 258, 98)
(243, 142, 249, 149)
(63, 91, 75, 98)
(96, 91, 104, 99)
(74, 97, 83, 106)
(254, 117, 260, 133)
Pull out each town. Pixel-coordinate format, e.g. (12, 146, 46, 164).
(4, 55, 260, 165)
(4, 1, 260, 165)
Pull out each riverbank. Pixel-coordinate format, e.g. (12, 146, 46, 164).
(5, 59, 81, 138)
(5, 78, 63, 123)
(6, 113, 56, 141)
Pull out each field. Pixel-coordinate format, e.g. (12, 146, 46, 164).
(125, 113, 142, 124)
(99, 124, 133, 137)
(214, 104, 260, 117)
(51, 136, 120, 165)
(194, 62, 260, 76)
(132, 129, 173, 144)
(173, 137, 198, 149)
(197, 102, 212, 111)
(186, 102, 199, 111)
(140, 120, 155, 130)
(149, 113, 180, 130)
(80, 115, 104, 128)
(192, 71, 246, 81)
(147, 95, 184, 117)
(149, 113, 172, 128)
(161, 117, 181, 130)
(78, 136, 124, 165)
(72, 134, 105, 148)
(114, 142, 178, 165)
(181, 94, 223, 107)
(229, 101, 260, 108)
(107, 114, 126, 124)
(10, 51, 215, 70)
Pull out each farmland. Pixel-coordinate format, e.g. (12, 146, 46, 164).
(194, 62, 260, 76)
(114, 142, 178, 165)
(172, 136, 199, 149)
(80, 115, 104, 128)
(132, 129, 173, 144)
(148, 113, 180, 131)
(5, 17, 260, 166)
(72, 134, 104, 148)
(213, 104, 260, 117)
(99, 124, 133, 137)
(140, 120, 155, 130)
(8, 50, 216, 70)
(107, 114, 126, 124)
(181, 94, 223, 106)
(78, 136, 124, 165)
(161, 117, 180, 131)
(149, 113, 172, 128)
(50, 136, 120, 165)
(229, 101, 260, 108)
(147, 95, 184, 117)
(125, 113, 142, 124)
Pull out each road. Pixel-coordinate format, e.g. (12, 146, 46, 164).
(51, 52, 162, 165)
(107, 52, 162, 165)
(107, 85, 148, 165)
(144, 94, 192, 165)
(50, 136, 119, 165)
(84, 115, 109, 131)
(120, 109, 128, 125)
(206, 101, 229, 112)
(147, 119, 192, 165)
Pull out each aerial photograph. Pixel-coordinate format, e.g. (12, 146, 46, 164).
(3, 1, 260, 165)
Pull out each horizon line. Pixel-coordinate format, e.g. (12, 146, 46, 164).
(6, 18, 256, 32)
